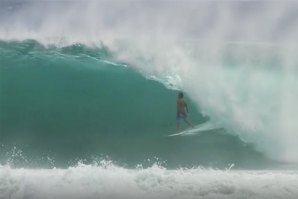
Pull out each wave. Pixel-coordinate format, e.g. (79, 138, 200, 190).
(1, 0, 298, 164)
(0, 40, 280, 169)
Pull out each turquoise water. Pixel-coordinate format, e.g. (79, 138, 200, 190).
(0, 40, 274, 169)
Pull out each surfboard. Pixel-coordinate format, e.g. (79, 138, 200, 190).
(167, 122, 216, 137)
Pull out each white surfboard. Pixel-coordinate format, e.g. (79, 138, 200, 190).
(168, 122, 216, 137)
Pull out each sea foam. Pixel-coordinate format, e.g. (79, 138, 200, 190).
(0, 163, 298, 199)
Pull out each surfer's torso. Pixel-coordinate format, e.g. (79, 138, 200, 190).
(177, 98, 187, 114)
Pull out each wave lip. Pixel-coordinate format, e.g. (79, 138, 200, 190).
(1, 164, 298, 199)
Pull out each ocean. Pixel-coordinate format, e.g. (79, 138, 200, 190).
(0, 1, 298, 199)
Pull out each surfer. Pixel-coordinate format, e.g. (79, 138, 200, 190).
(176, 92, 194, 130)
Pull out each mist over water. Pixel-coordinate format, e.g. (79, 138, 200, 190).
(1, 0, 298, 164)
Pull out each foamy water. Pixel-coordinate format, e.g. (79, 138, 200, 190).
(1, 163, 298, 199)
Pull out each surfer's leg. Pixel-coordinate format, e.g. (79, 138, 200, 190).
(183, 113, 194, 128)
(184, 119, 194, 128)
(176, 113, 181, 130)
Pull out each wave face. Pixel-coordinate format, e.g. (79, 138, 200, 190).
(0, 40, 275, 169)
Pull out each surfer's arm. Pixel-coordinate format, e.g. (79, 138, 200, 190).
(185, 103, 189, 113)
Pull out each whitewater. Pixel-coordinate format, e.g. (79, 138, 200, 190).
(1, 0, 298, 198)
(0, 163, 297, 199)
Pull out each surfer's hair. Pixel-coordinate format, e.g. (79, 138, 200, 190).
(178, 92, 184, 98)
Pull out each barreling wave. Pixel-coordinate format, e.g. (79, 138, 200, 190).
(1, 2, 298, 199)
(1, 0, 298, 164)
(0, 40, 278, 169)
